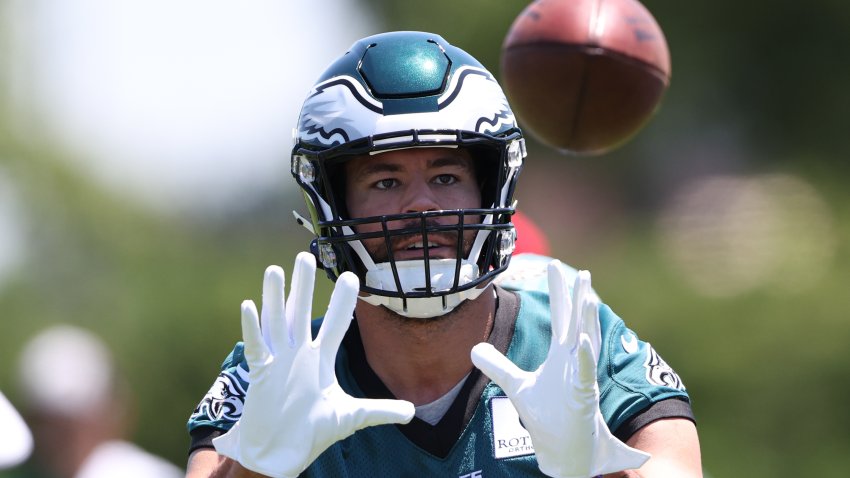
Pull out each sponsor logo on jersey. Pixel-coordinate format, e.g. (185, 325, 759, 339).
(490, 396, 534, 459)
(189, 368, 247, 423)
(644, 345, 686, 390)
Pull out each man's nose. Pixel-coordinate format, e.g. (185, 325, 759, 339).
(401, 179, 440, 213)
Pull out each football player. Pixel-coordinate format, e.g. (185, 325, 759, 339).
(186, 31, 701, 478)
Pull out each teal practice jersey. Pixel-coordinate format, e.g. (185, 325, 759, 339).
(188, 255, 692, 477)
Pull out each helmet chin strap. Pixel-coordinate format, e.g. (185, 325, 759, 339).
(355, 217, 494, 319)
(360, 258, 488, 318)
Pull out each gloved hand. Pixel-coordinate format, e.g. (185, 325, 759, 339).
(471, 261, 650, 478)
(213, 252, 415, 478)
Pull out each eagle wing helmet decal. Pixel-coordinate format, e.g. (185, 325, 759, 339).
(296, 67, 517, 148)
(437, 66, 517, 135)
(298, 76, 383, 147)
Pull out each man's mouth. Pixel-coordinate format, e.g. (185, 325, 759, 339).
(404, 241, 439, 251)
(364, 230, 470, 262)
(390, 239, 452, 260)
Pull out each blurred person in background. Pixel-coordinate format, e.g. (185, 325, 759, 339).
(185, 31, 701, 477)
(4, 325, 183, 478)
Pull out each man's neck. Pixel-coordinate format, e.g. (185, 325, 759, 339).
(354, 286, 496, 406)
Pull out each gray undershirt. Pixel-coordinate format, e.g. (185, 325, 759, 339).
(414, 373, 470, 426)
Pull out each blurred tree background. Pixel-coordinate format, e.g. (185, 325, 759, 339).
(1, 0, 849, 477)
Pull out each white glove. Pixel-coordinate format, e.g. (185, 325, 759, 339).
(471, 261, 650, 478)
(0, 390, 32, 469)
(213, 252, 415, 478)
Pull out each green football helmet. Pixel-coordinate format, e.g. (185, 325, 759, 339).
(291, 31, 526, 318)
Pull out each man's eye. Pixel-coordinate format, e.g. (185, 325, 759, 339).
(375, 178, 397, 190)
(434, 174, 457, 185)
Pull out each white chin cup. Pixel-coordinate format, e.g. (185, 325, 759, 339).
(360, 259, 486, 318)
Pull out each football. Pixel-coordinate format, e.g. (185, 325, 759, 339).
(500, 0, 671, 155)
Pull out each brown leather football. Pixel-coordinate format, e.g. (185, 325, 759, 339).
(501, 0, 671, 155)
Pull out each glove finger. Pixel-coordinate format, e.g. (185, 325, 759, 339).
(546, 260, 570, 344)
(350, 398, 416, 430)
(568, 270, 592, 351)
(317, 272, 359, 355)
(316, 272, 358, 388)
(581, 298, 602, 364)
(470, 343, 524, 396)
(576, 334, 598, 390)
(240, 300, 269, 369)
(287, 252, 316, 348)
(261, 265, 286, 354)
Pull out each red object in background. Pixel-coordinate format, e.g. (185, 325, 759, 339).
(513, 210, 551, 255)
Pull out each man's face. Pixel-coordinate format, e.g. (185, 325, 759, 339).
(344, 147, 482, 263)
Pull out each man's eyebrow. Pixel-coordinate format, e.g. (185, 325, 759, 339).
(350, 161, 401, 180)
(429, 156, 473, 170)
(350, 154, 473, 180)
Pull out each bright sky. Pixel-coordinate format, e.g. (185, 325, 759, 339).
(6, 0, 377, 214)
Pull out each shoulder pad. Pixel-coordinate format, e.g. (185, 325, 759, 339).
(494, 253, 599, 299)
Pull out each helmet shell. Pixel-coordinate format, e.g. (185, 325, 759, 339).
(295, 31, 519, 152)
(290, 31, 526, 318)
